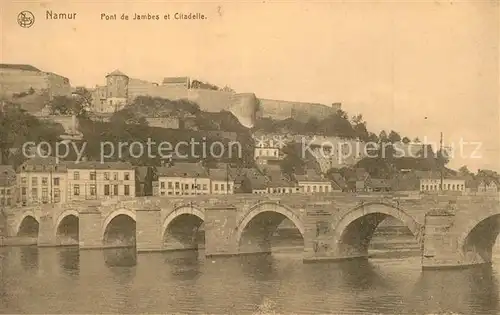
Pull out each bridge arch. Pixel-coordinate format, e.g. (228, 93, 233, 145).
(161, 205, 205, 251)
(456, 210, 500, 263)
(54, 209, 80, 245)
(332, 202, 422, 257)
(101, 209, 137, 246)
(235, 202, 305, 254)
(15, 211, 41, 236)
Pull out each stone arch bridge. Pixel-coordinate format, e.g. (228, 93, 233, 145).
(4, 193, 500, 269)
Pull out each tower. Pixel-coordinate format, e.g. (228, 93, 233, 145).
(105, 70, 129, 112)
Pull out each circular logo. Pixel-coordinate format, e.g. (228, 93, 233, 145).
(17, 11, 35, 28)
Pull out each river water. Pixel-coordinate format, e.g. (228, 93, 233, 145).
(1, 236, 500, 314)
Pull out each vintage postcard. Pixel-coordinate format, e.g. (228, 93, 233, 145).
(0, 1, 499, 314)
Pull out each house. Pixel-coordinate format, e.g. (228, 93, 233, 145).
(477, 176, 500, 193)
(234, 168, 268, 194)
(17, 157, 69, 206)
(295, 168, 332, 193)
(266, 170, 300, 194)
(390, 173, 420, 193)
(416, 171, 466, 192)
(344, 168, 370, 192)
(208, 167, 235, 194)
(66, 161, 136, 201)
(367, 178, 391, 192)
(155, 162, 210, 196)
(0, 165, 16, 206)
(135, 166, 156, 196)
(330, 172, 346, 192)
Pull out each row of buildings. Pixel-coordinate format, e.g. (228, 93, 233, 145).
(0, 155, 498, 209)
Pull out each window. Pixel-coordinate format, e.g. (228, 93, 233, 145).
(90, 172, 96, 181)
(74, 172, 80, 180)
(5, 189, 10, 195)
(160, 182, 165, 189)
(221, 184, 225, 191)
(168, 182, 172, 189)
(113, 185, 118, 195)
(53, 177, 60, 186)
(21, 177, 27, 184)
(175, 182, 180, 189)
(319, 186, 323, 192)
(31, 188, 38, 198)
(325, 186, 329, 192)
(214, 184, 219, 191)
(161, 191, 165, 196)
(104, 184, 110, 196)
(124, 172, 130, 180)
(54, 189, 60, 203)
(227, 184, 231, 191)
(42, 177, 48, 186)
(90, 184, 96, 196)
(22, 187, 27, 195)
(203, 184, 207, 190)
(42, 188, 48, 203)
(113, 172, 118, 180)
(32, 177, 38, 186)
(104, 172, 110, 180)
(0, 189, 3, 195)
(6, 198, 11, 206)
(124, 185, 130, 196)
(73, 185, 80, 196)
(184, 184, 189, 190)
(307, 186, 311, 192)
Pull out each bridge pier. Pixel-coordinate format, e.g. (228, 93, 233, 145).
(78, 209, 103, 249)
(422, 210, 489, 269)
(38, 214, 56, 247)
(136, 207, 162, 252)
(204, 206, 239, 257)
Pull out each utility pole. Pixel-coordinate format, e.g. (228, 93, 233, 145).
(439, 132, 444, 191)
(226, 163, 229, 194)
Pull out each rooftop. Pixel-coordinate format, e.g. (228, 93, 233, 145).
(0, 64, 41, 72)
(105, 69, 128, 77)
(157, 162, 208, 178)
(162, 77, 190, 84)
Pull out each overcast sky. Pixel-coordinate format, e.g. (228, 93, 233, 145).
(1, 0, 499, 171)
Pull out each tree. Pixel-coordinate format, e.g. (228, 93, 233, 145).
(379, 130, 388, 143)
(388, 130, 401, 143)
(280, 143, 305, 178)
(413, 137, 421, 143)
(402, 136, 411, 144)
(458, 165, 472, 177)
(367, 132, 379, 143)
(49, 89, 91, 117)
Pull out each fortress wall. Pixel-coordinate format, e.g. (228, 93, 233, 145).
(45, 73, 71, 98)
(0, 69, 51, 96)
(186, 89, 235, 112)
(258, 99, 337, 122)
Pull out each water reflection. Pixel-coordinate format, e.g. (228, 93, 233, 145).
(58, 246, 79, 275)
(164, 250, 202, 281)
(103, 247, 137, 267)
(20, 246, 38, 271)
(408, 265, 499, 315)
(2, 246, 500, 314)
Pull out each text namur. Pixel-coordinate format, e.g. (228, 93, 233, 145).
(46, 10, 77, 20)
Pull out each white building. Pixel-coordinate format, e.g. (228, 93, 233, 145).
(156, 162, 210, 196)
(418, 172, 465, 192)
(17, 157, 69, 206)
(295, 169, 332, 193)
(66, 161, 136, 201)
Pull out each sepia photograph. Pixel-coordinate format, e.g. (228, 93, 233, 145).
(0, 0, 499, 314)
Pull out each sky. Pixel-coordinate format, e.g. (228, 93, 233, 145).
(1, 0, 499, 172)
